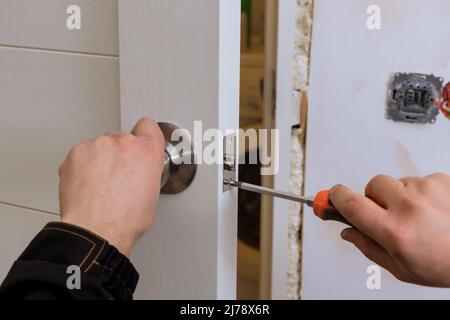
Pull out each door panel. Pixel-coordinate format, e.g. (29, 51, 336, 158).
(0, 0, 118, 55)
(119, 0, 240, 299)
(303, 0, 450, 299)
(0, 204, 53, 282)
(0, 47, 120, 213)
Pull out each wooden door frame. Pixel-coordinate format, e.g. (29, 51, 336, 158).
(118, 0, 240, 299)
(260, 0, 298, 300)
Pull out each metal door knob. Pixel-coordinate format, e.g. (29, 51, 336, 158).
(158, 122, 197, 194)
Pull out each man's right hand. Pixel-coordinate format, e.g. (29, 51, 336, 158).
(330, 173, 450, 288)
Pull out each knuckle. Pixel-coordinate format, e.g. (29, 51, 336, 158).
(365, 174, 391, 196)
(93, 135, 114, 149)
(365, 175, 383, 192)
(95, 135, 111, 143)
(429, 172, 447, 180)
(372, 174, 387, 183)
(420, 175, 441, 191)
(117, 134, 135, 144)
(116, 135, 137, 152)
(68, 143, 85, 159)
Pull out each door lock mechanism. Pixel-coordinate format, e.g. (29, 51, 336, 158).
(223, 133, 238, 192)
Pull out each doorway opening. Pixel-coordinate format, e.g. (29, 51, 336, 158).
(237, 0, 267, 300)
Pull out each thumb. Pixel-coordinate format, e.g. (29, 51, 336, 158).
(131, 117, 161, 139)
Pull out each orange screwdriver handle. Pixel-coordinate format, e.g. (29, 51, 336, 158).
(313, 190, 352, 226)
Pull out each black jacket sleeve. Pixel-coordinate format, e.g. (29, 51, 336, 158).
(0, 222, 139, 300)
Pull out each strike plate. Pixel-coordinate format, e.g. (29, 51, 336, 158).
(223, 133, 238, 192)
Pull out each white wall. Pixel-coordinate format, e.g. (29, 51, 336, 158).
(303, 0, 450, 299)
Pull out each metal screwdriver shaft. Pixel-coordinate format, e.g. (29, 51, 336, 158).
(223, 179, 315, 206)
(223, 178, 351, 226)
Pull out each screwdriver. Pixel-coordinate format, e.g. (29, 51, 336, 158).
(223, 179, 351, 226)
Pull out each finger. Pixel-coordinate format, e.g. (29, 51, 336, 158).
(408, 173, 450, 201)
(131, 117, 161, 139)
(330, 185, 392, 248)
(425, 172, 450, 181)
(365, 175, 405, 208)
(424, 173, 450, 188)
(341, 228, 396, 273)
(342, 228, 416, 285)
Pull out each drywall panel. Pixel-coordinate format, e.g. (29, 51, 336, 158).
(0, 0, 118, 55)
(303, 0, 450, 299)
(0, 204, 53, 283)
(119, 0, 240, 299)
(0, 46, 120, 214)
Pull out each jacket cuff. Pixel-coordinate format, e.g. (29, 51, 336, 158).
(18, 222, 139, 299)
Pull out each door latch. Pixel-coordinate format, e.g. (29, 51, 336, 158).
(223, 133, 238, 192)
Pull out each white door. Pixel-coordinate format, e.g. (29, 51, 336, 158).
(119, 0, 240, 299)
(302, 0, 450, 299)
(0, 0, 241, 300)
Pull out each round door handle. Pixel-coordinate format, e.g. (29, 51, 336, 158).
(158, 122, 197, 194)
